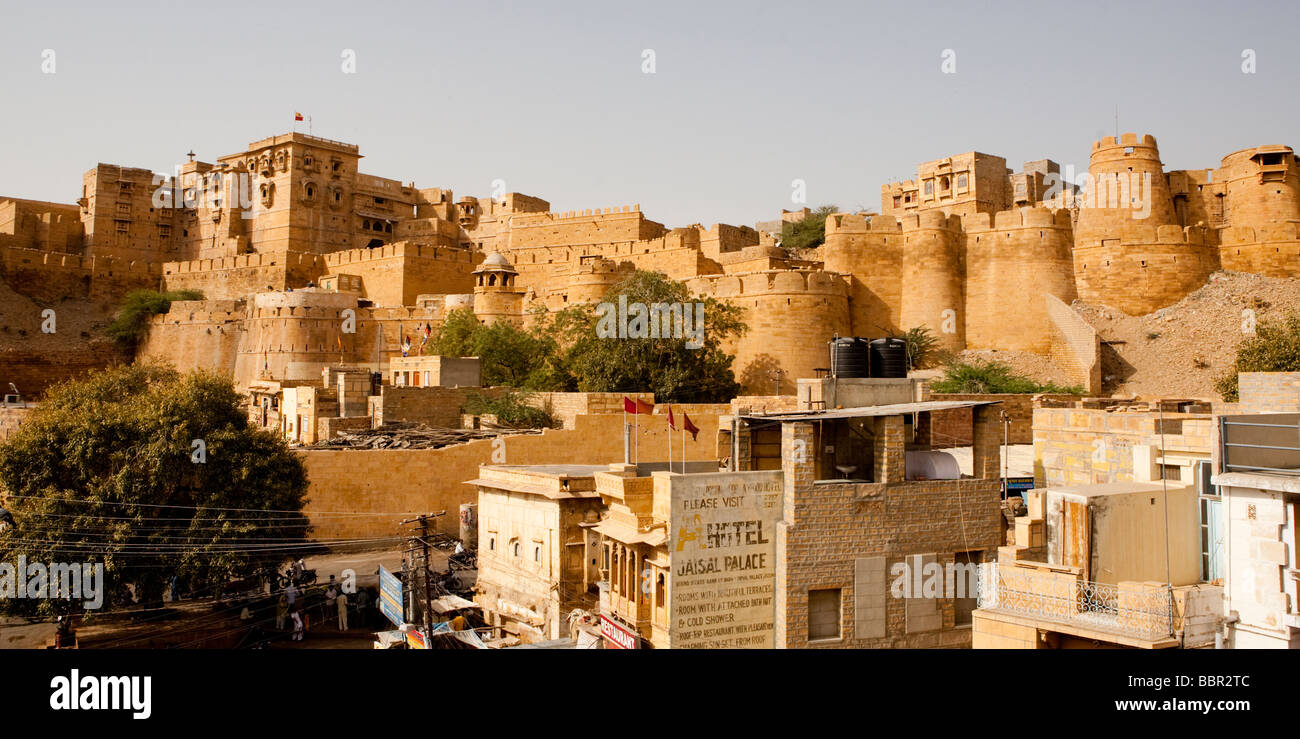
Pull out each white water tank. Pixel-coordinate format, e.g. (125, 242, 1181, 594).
(905, 450, 961, 480)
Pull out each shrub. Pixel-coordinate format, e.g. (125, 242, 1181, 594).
(778, 205, 838, 252)
(106, 289, 204, 349)
(930, 359, 1084, 395)
(1214, 312, 1300, 401)
(464, 389, 557, 429)
(893, 326, 941, 370)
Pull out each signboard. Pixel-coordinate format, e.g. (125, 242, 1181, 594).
(378, 565, 404, 628)
(405, 628, 427, 650)
(1004, 476, 1036, 495)
(668, 471, 783, 648)
(600, 614, 640, 649)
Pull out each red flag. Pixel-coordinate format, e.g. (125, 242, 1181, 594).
(295, 112, 304, 121)
(683, 411, 700, 441)
(623, 397, 655, 415)
(667, 405, 677, 431)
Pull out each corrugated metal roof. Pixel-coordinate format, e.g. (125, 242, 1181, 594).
(738, 399, 1000, 421)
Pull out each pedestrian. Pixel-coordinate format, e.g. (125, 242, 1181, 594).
(276, 594, 288, 630)
(291, 609, 304, 641)
(285, 582, 299, 610)
(324, 582, 339, 626)
(355, 588, 370, 628)
(337, 592, 349, 631)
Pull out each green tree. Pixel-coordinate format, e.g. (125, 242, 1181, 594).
(106, 289, 204, 350)
(553, 270, 747, 402)
(0, 364, 310, 616)
(779, 205, 839, 252)
(1215, 312, 1300, 401)
(426, 308, 565, 389)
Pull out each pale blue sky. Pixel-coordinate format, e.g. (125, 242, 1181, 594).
(1, 0, 1296, 228)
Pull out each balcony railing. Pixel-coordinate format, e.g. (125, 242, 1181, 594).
(1220, 414, 1300, 476)
(977, 564, 1174, 640)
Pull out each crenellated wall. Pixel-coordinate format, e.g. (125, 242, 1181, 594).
(1072, 223, 1220, 316)
(1219, 222, 1300, 277)
(899, 210, 964, 351)
(688, 270, 850, 395)
(964, 207, 1077, 352)
(822, 212, 903, 337)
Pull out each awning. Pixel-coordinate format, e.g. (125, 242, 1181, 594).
(430, 595, 480, 615)
(592, 520, 668, 547)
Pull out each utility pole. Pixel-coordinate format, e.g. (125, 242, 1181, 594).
(400, 511, 446, 636)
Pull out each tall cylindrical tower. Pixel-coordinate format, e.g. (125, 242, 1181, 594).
(899, 211, 965, 351)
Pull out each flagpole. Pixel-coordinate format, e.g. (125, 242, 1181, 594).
(667, 406, 673, 473)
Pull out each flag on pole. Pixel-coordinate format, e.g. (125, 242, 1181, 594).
(622, 397, 654, 415)
(666, 405, 675, 473)
(682, 411, 700, 441)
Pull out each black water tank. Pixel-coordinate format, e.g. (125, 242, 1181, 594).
(830, 337, 871, 378)
(869, 338, 908, 378)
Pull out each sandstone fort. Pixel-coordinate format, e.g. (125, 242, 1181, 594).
(3, 130, 1299, 397)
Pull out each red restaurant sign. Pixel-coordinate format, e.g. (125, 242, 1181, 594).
(600, 614, 640, 649)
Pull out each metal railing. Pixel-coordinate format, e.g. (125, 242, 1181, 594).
(1220, 414, 1300, 475)
(977, 564, 1174, 640)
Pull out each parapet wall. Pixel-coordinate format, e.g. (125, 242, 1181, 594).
(0, 245, 161, 304)
(323, 243, 478, 306)
(963, 207, 1077, 352)
(162, 250, 325, 300)
(1072, 225, 1220, 315)
(688, 270, 850, 394)
(1219, 222, 1300, 277)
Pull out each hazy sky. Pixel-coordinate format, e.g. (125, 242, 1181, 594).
(1, 0, 1296, 228)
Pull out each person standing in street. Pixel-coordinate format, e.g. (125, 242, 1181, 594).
(291, 609, 304, 641)
(276, 594, 288, 630)
(337, 592, 349, 631)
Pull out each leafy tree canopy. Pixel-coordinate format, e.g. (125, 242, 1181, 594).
(0, 363, 309, 616)
(423, 271, 747, 403)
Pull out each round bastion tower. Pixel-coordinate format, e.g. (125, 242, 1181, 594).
(1217, 146, 1300, 277)
(1074, 133, 1177, 243)
(1072, 133, 1220, 315)
(472, 252, 524, 325)
(899, 210, 965, 352)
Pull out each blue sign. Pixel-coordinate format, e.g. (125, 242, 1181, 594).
(379, 565, 404, 628)
(1005, 476, 1036, 492)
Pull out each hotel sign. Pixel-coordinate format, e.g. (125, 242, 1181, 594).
(669, 471, 783, 649)
(600, 614, 640, 649)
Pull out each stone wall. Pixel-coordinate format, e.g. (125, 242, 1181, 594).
(1033, 406, 1214, 488)
(1237, 371, 1300, 413)
(299, 409, 723, 540)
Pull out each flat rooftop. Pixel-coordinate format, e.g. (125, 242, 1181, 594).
(738, 400, 999, 422)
